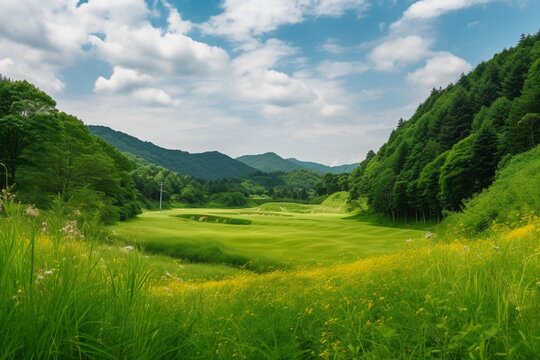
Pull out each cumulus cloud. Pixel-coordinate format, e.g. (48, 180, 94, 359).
(164, 2, 193, 34)
(316, 60, 369, 79)
(132, 88, 179, 107)
(232, 39, 297, 75)
(94, 66, 151, 93)
(0, 57, 66, 93)
(87, 23, 229, 77)
(391, 0, 494, 32)
(368, 35, 432, 71)
(407, 52, 472, 90)
(0, 0, 229, 94)
(319, 39, 348, 54)
(236, 70, 317, 107)
(201, 0, 367, 42)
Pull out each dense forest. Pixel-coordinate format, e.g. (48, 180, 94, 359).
(349, 32, 540, 225)
(236, 152, 359, 174)
(130, 157, 348, 208)
(0, 77, 141, 223)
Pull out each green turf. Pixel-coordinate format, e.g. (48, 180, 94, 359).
(111, 206, 425, 272)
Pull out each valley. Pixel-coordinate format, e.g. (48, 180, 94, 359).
(111, 204, 424, 274)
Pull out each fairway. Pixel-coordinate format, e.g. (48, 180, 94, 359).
(112, 204, 424, 273)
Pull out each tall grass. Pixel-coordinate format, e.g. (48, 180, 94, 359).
(1, 198, 539, 358)
(0, 201, 185, 358)
(157, 220, 540, 359)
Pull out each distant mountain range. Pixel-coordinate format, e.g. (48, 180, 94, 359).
(89, 126, 359, 180)
(236, 152, 358, 174)
(88, 126, 256, 180)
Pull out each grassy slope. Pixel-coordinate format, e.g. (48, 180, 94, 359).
(2, 200, 539, 359)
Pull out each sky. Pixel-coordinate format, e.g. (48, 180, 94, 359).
(0, 0, 538, 165)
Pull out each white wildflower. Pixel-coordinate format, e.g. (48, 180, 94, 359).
(122, 245, 135, 252)
(25, 205, 40, 217)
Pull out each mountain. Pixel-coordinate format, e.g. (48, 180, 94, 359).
(237, 152, 359, 174)
(286, 158, 359, 174)
(88, 125, 256, 180)
(236, 152, 302, 173)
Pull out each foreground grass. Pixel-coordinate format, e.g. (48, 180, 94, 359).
(1, 202, 539, 359)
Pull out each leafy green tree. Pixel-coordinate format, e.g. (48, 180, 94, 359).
(439, 136, 476, 211)
(472, 126, 499, 191)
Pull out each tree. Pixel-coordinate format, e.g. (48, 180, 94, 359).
(370, 168, 396, 222)
(472, 126, 498, 191)
(439, 136, 476, 211)
(0, 115, 31, 185)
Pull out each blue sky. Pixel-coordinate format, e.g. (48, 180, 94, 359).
(0, 0, 538, 165)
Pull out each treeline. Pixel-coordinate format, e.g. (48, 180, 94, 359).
(0, 77, 140, 223)
(349, 32, 540, 222)
(130, 159, 350, 208)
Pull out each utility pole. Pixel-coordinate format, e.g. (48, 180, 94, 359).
(159, 182, 163, 210)
(0, 162, 7, 193)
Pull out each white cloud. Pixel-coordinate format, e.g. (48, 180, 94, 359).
(232, 39, 297, 75)
(236, 70, 317, 107)
(0, 57, 65, 93)
(164, 2, 193, 34)
(319, 39, 348, 54)
(0, 0, 229, 95)
(407, 52, 471, 90)
(88, 23, 229, 77)
(132, 87, 179, 107)
(368, 35, 432, 71)
(201, 0, 367, 42)
(391, 0, 493, 32)
(94, 66, 151, 93)
(316, 60, 369, 78)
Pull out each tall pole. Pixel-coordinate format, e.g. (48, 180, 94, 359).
(159, 182, 163, 210)
(0, 162, 7, 191)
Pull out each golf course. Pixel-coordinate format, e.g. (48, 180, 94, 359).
(111, 198, 425, 277)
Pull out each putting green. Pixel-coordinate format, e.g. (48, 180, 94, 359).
(112, 205, 425, 270)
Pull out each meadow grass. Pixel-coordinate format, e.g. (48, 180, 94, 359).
(1, 200, 540, 359)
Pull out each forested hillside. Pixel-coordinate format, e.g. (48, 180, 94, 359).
(350, 32, 540, 222)
(236, 152, 301, 173)
(287, 158, 359, 174)
(89, 125, 256, 180)
(237, 152, 359, 174)
(0, 77, 140, 222)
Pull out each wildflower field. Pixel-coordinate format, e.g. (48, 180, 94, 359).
(1, 198, 539, 359)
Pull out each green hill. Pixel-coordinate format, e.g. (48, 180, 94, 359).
(441, 144, 540, 236)
(237, 152, 359, 174)
(236, 152, 301, 173)
(88, 125, 256, 180)
(350, 32, 540, 221)
(287, 158, 359, 174)
(315, 191, 350, 213)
